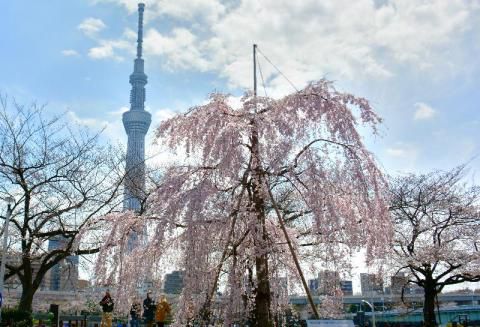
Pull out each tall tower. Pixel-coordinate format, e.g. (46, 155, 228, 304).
(123, 3, 151, 212)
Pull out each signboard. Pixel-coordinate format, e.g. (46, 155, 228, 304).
(49, 304, 59, 327)
(306, 320, 355, 327)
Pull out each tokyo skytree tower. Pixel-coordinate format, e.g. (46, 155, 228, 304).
(123, 3, 151, 212)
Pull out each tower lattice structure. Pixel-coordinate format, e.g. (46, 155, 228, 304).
(123, 3, 151, 212)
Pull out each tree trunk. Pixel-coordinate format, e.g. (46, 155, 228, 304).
(423, 280, 438, 327)
(252, 180, 272, 326)
(18, 284, 36, 312)
(18, 256, 36, 312)
(250, 119, 272, 327)
(255, 250, 271, 326)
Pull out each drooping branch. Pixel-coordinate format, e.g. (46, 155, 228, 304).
(200, 178, 248, 322)
(265, 179, 319, 319)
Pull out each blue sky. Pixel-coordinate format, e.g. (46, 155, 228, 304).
(2, 0, 480, 290)
(2, 0, 479, 177)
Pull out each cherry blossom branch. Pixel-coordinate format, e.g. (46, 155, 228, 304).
(200, 165, 251, 323)
(265, 179, 319, 319)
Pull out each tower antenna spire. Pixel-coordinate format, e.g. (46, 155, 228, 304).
(136, 3, 145, 59)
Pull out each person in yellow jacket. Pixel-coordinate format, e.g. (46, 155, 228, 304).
(155, 295, 171, 327)
(99, 290, 114, 327)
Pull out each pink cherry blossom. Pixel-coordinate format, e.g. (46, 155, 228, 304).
(92, 79, 391, 325)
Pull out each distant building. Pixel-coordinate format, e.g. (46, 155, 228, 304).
(164, 271, 184, 294)
(389, 273, 424, 295)
(409, 284, 424, 295)
(391, 273, 408, 295)
(276, 277, 289, 299)
(77, 279, 90, 290)
(308, 279, 319, 295)
(309, 272, 351, 296)
(360, 273, 383, 296)
(48, 236, 79, 291)
(340, 280, 353, 296)
(139, 278, 155, 296)
(318, 270, 340, 296)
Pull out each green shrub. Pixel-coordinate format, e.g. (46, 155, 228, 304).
(2, 307, 33, 326)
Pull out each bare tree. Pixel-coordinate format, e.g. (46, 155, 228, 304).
(389, 166, 480, 327)
(0, 96, 123, 311)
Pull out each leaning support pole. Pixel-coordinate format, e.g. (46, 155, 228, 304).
(265, 180, 320, 319)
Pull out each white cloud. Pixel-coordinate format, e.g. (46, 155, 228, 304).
(61, 49, 80, 57)
(144, 28, 210, 71)
(384, 142, 420, 173)
(86, 0, 480, 93)
(414, 102, 436, 121)
(87, 39, 131, 61)
(67, 110, 126, 142)
(67, 111, 107, 129)
(78, 17, 107, 37)
(152, 108, 176, 122)
(122, 28, 137, 40)
(386, 143, 418, 159)
(386, 147, 407, 158)
(67, 106, 176, 147)
(88, 44, 115, 60)
(92, 0, 226, 23)
(108, 106, 129, 117)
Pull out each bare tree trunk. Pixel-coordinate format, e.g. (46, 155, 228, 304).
(253, 210, 272, 326)
(18, 283, 36, 312)
(251, 180, 272, 326)
(423, 279, 438, 327)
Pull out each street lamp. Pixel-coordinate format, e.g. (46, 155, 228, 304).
(0, 197, 14, 323)
(362, 300, 376, 327)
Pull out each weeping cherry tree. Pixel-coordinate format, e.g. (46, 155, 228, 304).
(94, 79, 391, 326)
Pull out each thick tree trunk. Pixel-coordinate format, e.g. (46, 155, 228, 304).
(423, 280, 438, 327)
(255, 250, 271, 326)
(251, 119, 272, 327)
(18, 258, 42, 313)
(252, 181, 272, 326)
(18, 285, 35, 312)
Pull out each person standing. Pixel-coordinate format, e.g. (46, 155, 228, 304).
(130, 297, 142, 327)
(143, 290, 156, 327)
(99, 290, 114, 327)
(155, 295, 171, 327)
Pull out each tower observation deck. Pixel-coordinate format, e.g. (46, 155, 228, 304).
(123, 3, 151, 212)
